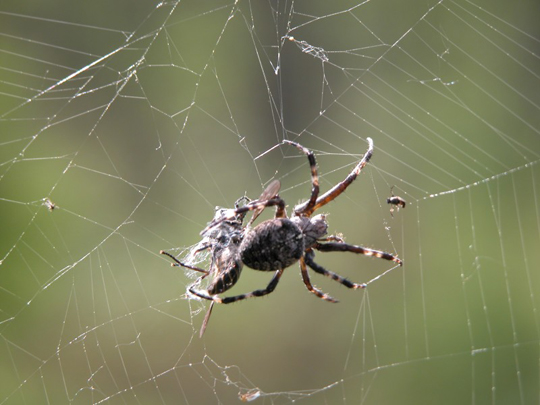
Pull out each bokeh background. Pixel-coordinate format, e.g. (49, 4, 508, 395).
(1, 1, 539, 404)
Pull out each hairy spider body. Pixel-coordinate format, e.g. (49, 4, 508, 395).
(161, 138, 403, 336)
(240, 218, 304, 271)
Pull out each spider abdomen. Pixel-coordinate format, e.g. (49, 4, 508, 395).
(240, 218, 304, 271)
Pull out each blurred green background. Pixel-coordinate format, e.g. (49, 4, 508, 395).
(1, 1, 539, 404)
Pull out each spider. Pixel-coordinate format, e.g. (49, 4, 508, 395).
(387, 185, 406, 217)
(161, 138, 402, 336)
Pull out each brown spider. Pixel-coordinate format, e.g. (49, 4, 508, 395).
(161, 138, 402, 336)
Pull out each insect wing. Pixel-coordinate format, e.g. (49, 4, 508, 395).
(199, 302, 214, 337)
(251, 179, 281, 222)
(258, 179, 281, 201)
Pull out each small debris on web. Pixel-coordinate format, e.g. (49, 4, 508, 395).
(283, 35, 329, 62)
(43, 198, 56, 211)
(239, 388, 261, 402)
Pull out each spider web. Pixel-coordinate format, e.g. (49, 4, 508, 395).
(1, 1, 539, 404)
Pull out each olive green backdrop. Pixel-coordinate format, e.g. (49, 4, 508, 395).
(1, 1, 539, 404)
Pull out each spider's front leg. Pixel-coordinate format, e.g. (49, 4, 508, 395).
(282, 140, 320, 216)
(294, 137, 374, 215)
(202, 195, 286, 234)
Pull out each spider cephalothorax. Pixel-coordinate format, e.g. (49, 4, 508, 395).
(161, 138, 402, 336)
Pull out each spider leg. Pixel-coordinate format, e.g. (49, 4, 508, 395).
(234, 197, 287, 220)
(314, 241, 403, 266)
(202, 197, 287, 234)
(318, 234, 345, 243)
(304, 249, 366, 289)
(294, 137, 374, 215)
(189, 268, 285, 304)
(160, 250, 209, 274)
(299, 256, 338, 302)
(282, 140, 320, 216)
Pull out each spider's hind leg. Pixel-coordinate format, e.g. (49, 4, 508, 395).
(314, 241, 403, 266)
(189, 268, 285, 304)
(304, 249, 366, 290)
(299, 256, 339, 302)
